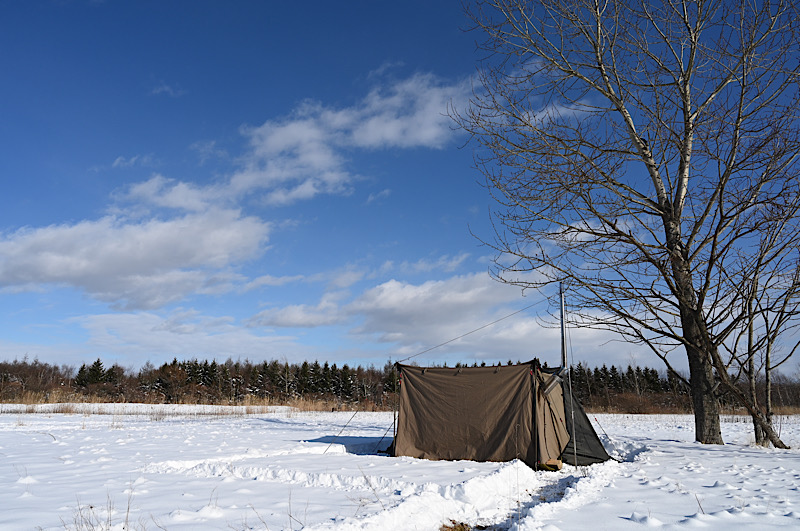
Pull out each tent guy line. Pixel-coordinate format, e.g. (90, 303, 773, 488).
(396, 300, 542, 364)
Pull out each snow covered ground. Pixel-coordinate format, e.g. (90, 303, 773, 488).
(1, 404, 799, 530)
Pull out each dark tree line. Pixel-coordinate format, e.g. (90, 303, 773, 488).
(2, 357, 800, 414)
(570, 362, 692, 413)
(1, 357, 396, 408)
(569, 362, 800, 414)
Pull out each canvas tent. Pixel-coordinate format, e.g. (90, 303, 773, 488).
(393, 361, 609, 469)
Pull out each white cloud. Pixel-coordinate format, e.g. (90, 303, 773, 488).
(366, 189, 391, 204)
(329, 269, 365, 289)
(112, 154, 153, 168)
(231, 108, 352, 205)
(0, 209, 270, 309)
(348, 73, 466, 149)
(132, 73, 470, 210)
(248, 272, 530, 348)
(249, 292, 346, 328)
(367, 61, 405, 79)
(189, 140, 227, 165)
(2, 72, 470, 313)
(126, 174, 216, 212)
(344, 273, 632, 365)
(151, 82, 186, 97)
(240, 271, 560, 364)
(397, 253, 471, 274)
(244, 274, 305, 291)
(376, 254, 471, 277)
(244, 73, 468, 205)
(75, 309, 301, 362)
(344, 272, 660, 367)
(349, 273, 515, 335)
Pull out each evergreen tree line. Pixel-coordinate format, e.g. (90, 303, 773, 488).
(2, 357, 799, 413)
(0, 357, 396, 407)
(570, 362, 800, 413)
(570, 362, 691, 412)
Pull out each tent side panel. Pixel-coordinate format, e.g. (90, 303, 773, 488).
(560, 382, 611, 465)
(395, 364, 534, 466)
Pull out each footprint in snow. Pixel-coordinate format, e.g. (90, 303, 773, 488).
(707, 480, 735, 489)
(625, 511, 664, 526)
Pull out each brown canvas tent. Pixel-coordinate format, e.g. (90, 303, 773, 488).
(393, 361, 610, 469)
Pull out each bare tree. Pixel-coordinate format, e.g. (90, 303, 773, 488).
(727, 261, 800, 445)
(455, 0, 800, 445)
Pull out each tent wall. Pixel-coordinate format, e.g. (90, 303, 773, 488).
(395, 364, 534, 465)
(395, 363, 570, 469)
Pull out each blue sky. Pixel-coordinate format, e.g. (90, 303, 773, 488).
(0, 0, 637, 371)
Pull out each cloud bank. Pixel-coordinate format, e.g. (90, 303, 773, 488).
(131, 72, 470, 209)
(0, 72, 469, 312)
(0, 209, 269, 310)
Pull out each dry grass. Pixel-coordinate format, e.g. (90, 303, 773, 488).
(60, 490, 152, 531)
(5, 389, 796, 417)
(3, 389, 80, 405)
(0, 396, 386, 418)
(586, 399, 800, 417)
(52, 403, 78, 414)
(440, 521, 477, 531)
(720, 405, 800, 416)
(773, 405, 800, 415)
(0, 389, 142, 407)
(285, 397, 351, 412)
(2, 389, 397, 413)
(585, 392, 692, 414)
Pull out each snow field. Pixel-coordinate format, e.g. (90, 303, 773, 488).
(1, 406, 799, 529)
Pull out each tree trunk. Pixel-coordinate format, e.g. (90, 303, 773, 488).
(748, 298, 768, 446)
(719, 378, 788, 449)
(708, 343, 789, 448)
(750, 376, 767, 446)
(765, 335, 775, 443)
(685, 341, 724, 444)
(667, 218, 723, 445)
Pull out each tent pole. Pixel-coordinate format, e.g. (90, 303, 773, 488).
(560, 283, 567, 369)
(392, 364, 398, 453)
(567, 356, 577, 467)
(561, 283, 578, 468)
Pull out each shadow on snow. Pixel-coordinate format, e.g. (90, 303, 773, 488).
(306, 435, 393, 456)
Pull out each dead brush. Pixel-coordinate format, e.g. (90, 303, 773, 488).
(245, 405, 272, 415)
(60, 491, 148, 531)
(286, 396, 342, 412)
(585, 392, 692, 414)
(439, 521, 475, 531)
(52, 403, 78, 415)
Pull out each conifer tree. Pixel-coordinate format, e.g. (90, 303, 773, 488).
(87, 359, 106, 385)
